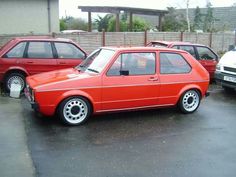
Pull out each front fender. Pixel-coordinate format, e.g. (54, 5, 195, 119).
(55, 89, 95, 110)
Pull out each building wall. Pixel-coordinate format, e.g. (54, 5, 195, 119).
(0, 0, 59, 34)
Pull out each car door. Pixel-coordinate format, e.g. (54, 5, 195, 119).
(195, 46, 218, 78)
(20, 41, 57, 75)
(158, 52, 192, 105)
(101, 51, 160, 111)
(53, 42, 86, 70)
(0, 41, 27, 74)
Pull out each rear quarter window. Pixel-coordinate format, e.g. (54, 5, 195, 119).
(160, 52, 191, 74)
(4, 42, 26, 58)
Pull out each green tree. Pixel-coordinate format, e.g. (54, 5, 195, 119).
(203, 2, 214, 32)
(60, 19, 67, 31)
(59, 16, 88, 31)
(162, 7, 187, 32)
(107, 14, 150, 32)
(193, 6, 203, 31)
(107, 16, 128, 32)
(95, 14, 113, 32)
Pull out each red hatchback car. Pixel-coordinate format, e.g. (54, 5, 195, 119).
(25, 47, 210, 126)
(147, 41, 218, 79)
(0, 37, 86, 92)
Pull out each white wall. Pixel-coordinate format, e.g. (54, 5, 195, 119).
(0, 0, 59, 34)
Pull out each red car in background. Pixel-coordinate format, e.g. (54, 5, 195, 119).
(25, 47, 210, 126)
(0, 37, 87, 92)
(147, 41, 219, 79)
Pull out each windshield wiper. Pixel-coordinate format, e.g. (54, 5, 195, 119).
(87, 68, 99, 73)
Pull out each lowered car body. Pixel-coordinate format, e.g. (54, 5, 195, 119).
(25, 47, 210, 126)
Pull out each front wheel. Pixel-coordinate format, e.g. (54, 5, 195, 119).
(178, 90, 201, 114)
(58, 97, 92, 126)
(4, 72, 25, 92)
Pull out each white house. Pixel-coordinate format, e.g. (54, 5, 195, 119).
(0, 0, 59, 34)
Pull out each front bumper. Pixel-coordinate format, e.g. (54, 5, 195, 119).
(24, 87, 39, 111)
(215, 71, 236, 89)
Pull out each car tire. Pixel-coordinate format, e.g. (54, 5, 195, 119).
(223, 86, 235, 93)
(178, 90, 201, 114)
(58, 96, 92, 126)
(4, 72, 25, 93)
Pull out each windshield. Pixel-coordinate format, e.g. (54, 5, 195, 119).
(76, 48, 115, 73)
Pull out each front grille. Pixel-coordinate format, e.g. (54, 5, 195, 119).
(224, 66, 236, 73)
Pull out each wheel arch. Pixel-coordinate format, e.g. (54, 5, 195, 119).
(55, 90, 95, 115)
(178, 84, 203, 103)
(4, 68, 29, 80)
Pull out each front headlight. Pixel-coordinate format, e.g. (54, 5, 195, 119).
(216, 63, 221, 71)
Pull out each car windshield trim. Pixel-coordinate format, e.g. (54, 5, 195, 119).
(87, 68, 99, 73)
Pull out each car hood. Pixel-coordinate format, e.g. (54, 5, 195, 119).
(26, 68, 93, 89)
(219, 50, 236, 65)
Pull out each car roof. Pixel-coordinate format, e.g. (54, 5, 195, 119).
(101, 46, 188, 54)
(12, 36, 73, 43)
(149, 40, 207, 47)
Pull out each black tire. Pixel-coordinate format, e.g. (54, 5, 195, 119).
(178, 90, 201, 114)
(58, 96, 92, 126)
(4, 72, 26, 92)
(223, 86, 235, 93)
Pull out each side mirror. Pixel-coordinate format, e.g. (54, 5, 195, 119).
(120, 70, 129, 76)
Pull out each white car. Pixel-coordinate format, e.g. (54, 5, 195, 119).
(215, 48, 236, 92)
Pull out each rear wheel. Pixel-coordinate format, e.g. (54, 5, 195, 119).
(58, 96, 92, 126)
(4, 72, 25, 92)
(178, 90, 201, 113)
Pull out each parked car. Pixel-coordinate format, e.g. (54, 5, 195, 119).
(215, 48, 236, 92)
(147, 41, 218, 79)
(0, 37, 87, 92)
(25, 47, 210, 126)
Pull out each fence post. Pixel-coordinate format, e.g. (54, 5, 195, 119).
(209, 32, 213, 48)
(180, 31, 184, 41)
(102, 29, 105, 47)
(144, 29, 147, 46)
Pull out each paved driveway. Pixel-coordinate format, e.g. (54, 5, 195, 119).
(0, 84, 236, 177)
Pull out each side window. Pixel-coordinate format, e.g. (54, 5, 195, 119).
(160, 53, 191, 74)
(107, 52, 156, 76)
(196, 46, 216, 60)
(27, 42, 53, 58)
(54, 42, 85, 59)
(5, 42, 26, 58)
(178, 45, 196, 58)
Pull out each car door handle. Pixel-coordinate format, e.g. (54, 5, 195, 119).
(26, 61, 34, 64)
(59, 62, 66, 64)
(148, 77, 158, 81)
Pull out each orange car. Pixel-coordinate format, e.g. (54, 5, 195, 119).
(25, 47, 210, 126)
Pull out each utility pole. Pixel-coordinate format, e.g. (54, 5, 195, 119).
(186, 0, 190, 32)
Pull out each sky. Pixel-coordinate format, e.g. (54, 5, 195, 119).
(59, 0, 236, 19)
